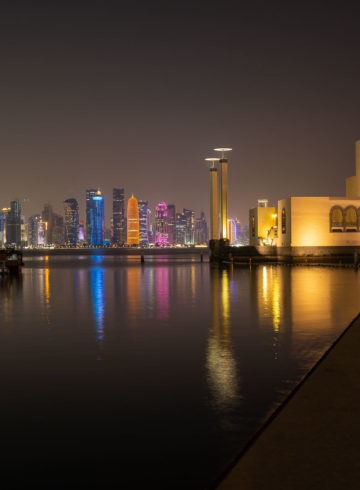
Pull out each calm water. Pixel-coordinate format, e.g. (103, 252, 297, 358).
(0, 255, 359, 489)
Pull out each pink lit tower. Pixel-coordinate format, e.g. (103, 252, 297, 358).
(155, 201, 169, 245)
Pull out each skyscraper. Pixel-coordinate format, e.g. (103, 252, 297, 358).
(113, 188, 126, 245)
(175, 212, 187, 245)
(64, 198, 79, 247)
(155, 202, 168, 245)
(89, 189, 105, 246)
(86, 189, 97, 244)
(138, 200, 149, 246)
(6, 200, 21, 247)
(195, 212, 208, 245)
(167, 204, 176, 245)
(0, 208, 10, 247)
(28, 215, 42, 247)
(127, 195, 139, 245)
(183, 208, 195, 245)
(42, 204, 53, 245)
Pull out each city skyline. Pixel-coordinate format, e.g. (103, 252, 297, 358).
(1, 2, 360, 224)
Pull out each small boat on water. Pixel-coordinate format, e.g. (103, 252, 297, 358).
(0, 249, 24, 274)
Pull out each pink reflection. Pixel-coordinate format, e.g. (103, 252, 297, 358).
(155, 267, 169, 320)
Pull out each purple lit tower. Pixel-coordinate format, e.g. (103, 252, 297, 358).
(155, 201, 169, 245)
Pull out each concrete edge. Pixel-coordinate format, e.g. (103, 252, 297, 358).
(212, 312, 360, 489)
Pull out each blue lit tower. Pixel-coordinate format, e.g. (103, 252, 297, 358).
(138, 200, 149, 246)
(86, 189, 97, 244)
(89, 190, 105, 246)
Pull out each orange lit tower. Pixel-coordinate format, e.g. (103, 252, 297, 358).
(127, 195, 139, 245)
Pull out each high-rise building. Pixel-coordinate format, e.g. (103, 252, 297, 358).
(155, 201, 168, 245)
(86, 189, 98, 244)
(6, 200, 21, 247)
(78, 221, 85, 244)
(138, 200, 149, 246)
(127, 195, 139, 245)
(28, 215, 41, 247)
(167, 204, 176, 245)
(113, 188, 126, 245)
(89, 189, 105, 246)
(183, 208, 195, 245)
(195, 212, 208, 245)
(175, 212, 187, 245)
(227, 218, 237, 245)
(64, 198, 79, 247)
(53, 214, 64, 245)
(0, 208, 10, 246)
(42, 204, 53, 245)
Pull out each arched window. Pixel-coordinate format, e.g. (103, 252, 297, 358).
(281, 208, 286, 234)
(330, 206, 344, 232)
(344, 206, 357, 232)
(251, 215, 255, 237)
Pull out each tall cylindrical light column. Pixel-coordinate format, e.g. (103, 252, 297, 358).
(206, 158, 220, 240)
(215, 148, 232, 240)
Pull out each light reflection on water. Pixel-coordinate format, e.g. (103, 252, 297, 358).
(0, 257, 359, 488)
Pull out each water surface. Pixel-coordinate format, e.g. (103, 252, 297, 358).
(0, 256, 359, 488)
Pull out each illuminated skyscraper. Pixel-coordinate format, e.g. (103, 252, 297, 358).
(89, 190, 105, 246)
(155, 201, 168, 245)
(86, 189, 97, 244)
(127, 195, 139, 245)
(113, 188, 126, 245)
(64, 198, 79, 247)
(195, 212, 208, 245)
(0, 208, 10, 246)
(167, 204, 176, 245)
(183, 208, 195, 245)
(6, 200, 21, 247)
(175, 211, 187, 245)
(138, 200, 149, 246)
(227, 218, 237, 245)
(42, 204, 64, 245)
(28, 215, 42, 247)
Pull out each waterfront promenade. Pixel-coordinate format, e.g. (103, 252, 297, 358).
(217, 314, 360, 490)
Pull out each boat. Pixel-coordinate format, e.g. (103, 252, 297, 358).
(0, 248, 24, 274)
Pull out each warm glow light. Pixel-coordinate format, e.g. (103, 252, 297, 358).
(272, 214, 277, 218)
(127, 196, 139, 245)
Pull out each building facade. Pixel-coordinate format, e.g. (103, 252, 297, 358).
(89, 190, 105, 246)
(167, 204, 176, 245)
(175, 212, 187, 245)
(86, 189, 98, 244)
(127, 195, 139, 245)
(6, 200, 21, 247)
(195, 212, 208, 245)
(138, 200, 149, 246)
(155, 201, 168, 245)
(113, 188, 126, 245)
(64, 198, 79, 247)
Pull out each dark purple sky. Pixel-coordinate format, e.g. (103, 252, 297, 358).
(1, 1, 360, 225)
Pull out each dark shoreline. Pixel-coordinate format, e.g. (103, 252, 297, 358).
(22, 247, 208, 257)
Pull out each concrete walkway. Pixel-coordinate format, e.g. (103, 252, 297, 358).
(217, 314, 360, 490)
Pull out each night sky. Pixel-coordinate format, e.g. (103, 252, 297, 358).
(1, 1, 360, 225)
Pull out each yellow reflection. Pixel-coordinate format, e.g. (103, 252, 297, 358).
(272, 272, 280, 333)
(206, 267, 238, 410)
(44, 268, 50, 306)
(127, 267, 141, 324)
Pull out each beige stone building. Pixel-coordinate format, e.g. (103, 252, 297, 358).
(250, 141, 360, 253)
